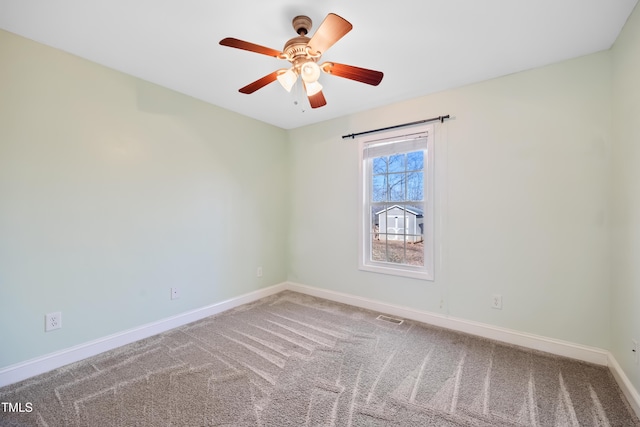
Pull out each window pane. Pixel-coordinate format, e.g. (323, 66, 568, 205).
(371, 204, 381, 239)
(369, 154, 425, 266)
(407, 172, 423, 201)
(371, 238, 386, 262)
(373, 157, 387, 174)
(372, 202, 386, 263)
(386, 238, 406, 264)
(406, 151, 424, 171)
(406, 239, 424, 266)
(372, 175, 387, 202)
(388, 154, 405, 173)
(388, 173, 405, 201)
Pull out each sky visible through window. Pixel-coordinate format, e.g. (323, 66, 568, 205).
(372, 151, 424, 203)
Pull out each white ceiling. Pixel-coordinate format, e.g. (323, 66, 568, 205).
(0, 0, 637, 129)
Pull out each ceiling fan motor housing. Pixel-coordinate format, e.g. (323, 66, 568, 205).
(283, 35, 312, 59)
(283, 16, 321, 75)
(283, 35, 320, 76)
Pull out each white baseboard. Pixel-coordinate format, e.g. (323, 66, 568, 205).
(283, 281, 640, 419)
(608, 353, 640, 418)
(284, 282, 609, 365)
(0, 283, 287, 388)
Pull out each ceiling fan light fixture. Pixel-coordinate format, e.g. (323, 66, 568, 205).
(277, 68, 297, 92)
(300, 61, 321, 83)
(304, 80, 323, 96)
(220, 13, 383, 108)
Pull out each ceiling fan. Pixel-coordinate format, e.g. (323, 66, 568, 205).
(220, 13, 384, 109)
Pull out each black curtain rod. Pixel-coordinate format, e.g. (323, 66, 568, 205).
(342, 115, 450, 139)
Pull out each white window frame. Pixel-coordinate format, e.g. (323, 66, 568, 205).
(358, 124, 435, 281)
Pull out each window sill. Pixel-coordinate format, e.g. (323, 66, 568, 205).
(359, 263, 434, 281)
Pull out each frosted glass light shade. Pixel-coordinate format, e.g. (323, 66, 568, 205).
(300, 62, 321, 83)
(277, 69, 297, 92)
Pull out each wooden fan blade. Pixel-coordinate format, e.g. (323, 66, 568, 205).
(239, 71, 279, 94)
(307, 13, 352, 55)
(308, 90, 327, 109)
(321, 62, 384, 86)
(220, 37, 284, 58)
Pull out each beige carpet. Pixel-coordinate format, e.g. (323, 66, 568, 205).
(1, 291, 638, 426)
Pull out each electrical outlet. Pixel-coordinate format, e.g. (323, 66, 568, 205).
(45, 312, 62, 332)
(171, 287, 180, 300)
(256, 267, 263, 277)
(491, 294, 503, 310)
(633, 339, 638, 364)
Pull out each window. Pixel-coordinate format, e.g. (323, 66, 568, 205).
(358, 124, 434, 280)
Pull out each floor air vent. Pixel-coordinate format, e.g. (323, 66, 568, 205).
(376, 314, 404, 325)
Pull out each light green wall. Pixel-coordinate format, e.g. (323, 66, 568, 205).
(0, 30, 289, 368)
(611, 3, 640, 393)
(288, 52, 612, 349)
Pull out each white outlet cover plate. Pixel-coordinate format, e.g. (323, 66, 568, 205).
(491, 294, 503, 310)
(45, 312, 62, 332)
